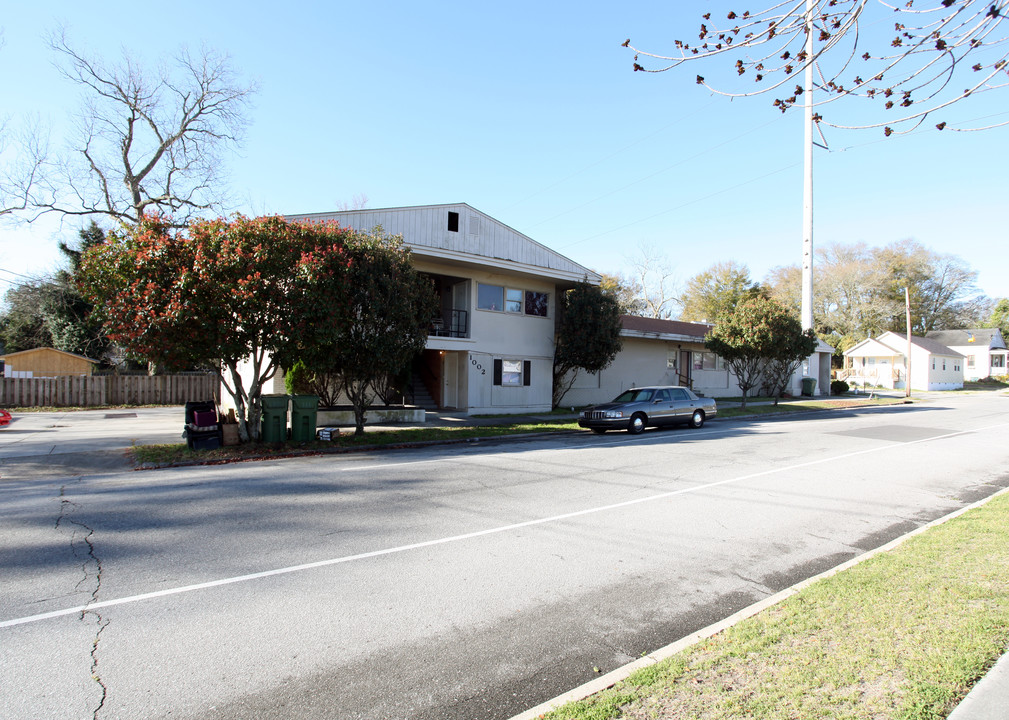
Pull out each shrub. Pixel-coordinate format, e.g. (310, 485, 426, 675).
(284, 359, 314, 395)
(830, 379, 849, 395)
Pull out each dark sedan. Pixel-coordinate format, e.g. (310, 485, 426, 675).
(578, 386, 717, 435)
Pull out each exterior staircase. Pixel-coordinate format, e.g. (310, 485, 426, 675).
(409, 371, 438, 410)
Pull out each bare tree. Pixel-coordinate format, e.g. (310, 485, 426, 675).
(335, 193, 370, 211)
(599, 272, 646, 315)
(29, 30, 256, 226)
(1, 33, 47, 217)
(625, 1, 1008, 333)
(626, 242, 681, 319)
(625, 1, 1008, 135)
(0, 119, 47, 217)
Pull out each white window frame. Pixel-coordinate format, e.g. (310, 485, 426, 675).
(500, 359, 523, 386)
(505, 288, 523, 314)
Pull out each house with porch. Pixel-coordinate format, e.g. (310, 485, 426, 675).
(842, 331, 964, 391)
(925, 328, 1007, 381)
(560, 315, 834, 407)
(277, 203, 599, 414)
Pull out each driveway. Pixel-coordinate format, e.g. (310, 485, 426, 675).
(0, 407, 184, 480)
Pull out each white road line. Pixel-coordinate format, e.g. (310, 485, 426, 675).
(2, 423, 1002, 630)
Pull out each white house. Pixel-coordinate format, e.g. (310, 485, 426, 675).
(843, 331, 964, 391)
(257, 203, 599, 415)
(925, 328, 1007, 381)
(560, 315, 834, 407)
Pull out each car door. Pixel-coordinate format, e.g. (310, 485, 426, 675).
(650, 388, 675, 425)
(670, 387, 693, 422)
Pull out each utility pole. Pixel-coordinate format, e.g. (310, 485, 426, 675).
(905, 287, 912, 398)
(800, 0, 815, 333)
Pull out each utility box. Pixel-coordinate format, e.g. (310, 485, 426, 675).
(290, 395, 319, 443)
(260, 394, 289, 443)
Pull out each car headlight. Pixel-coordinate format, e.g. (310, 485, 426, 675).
(605, 410, 623, 418)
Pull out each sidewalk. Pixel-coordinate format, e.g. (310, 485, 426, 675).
(947, 649, 1009, 720)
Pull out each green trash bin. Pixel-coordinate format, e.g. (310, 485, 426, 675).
(801, 377, 817, 397)
(290, 395, 319, 443)
(261, 394, 289, 443)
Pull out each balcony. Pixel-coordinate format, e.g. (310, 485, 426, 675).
(430, 309, 469, 338)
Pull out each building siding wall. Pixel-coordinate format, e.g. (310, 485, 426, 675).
(1, 348, 94, 377)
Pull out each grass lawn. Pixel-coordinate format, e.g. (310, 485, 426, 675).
(130, 419, 581, 466)
(539, 491, 1009, 720)
(129, 395, 910, 467)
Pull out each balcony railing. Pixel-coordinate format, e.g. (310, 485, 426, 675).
(430, 309, 469, 338)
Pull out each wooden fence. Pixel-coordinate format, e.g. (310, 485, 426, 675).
(0, 374, 220, 408)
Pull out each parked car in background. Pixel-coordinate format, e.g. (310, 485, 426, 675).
(578, 386, 717, 435)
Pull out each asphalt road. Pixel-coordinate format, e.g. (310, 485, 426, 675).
(2, 393, 1008, 719)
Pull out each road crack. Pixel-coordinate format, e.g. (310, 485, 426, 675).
(56, 483, 108, 719)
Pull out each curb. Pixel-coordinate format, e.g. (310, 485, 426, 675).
(135, 397, 913, 471)
(506, 484, 1009, 720)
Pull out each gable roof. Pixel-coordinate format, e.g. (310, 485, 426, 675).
(849, 331, 964, 358)
(882, 331, 962, 357)
(844, 336, 905, 358)
(620, 315, 712, 342)
(286, 203, 599, 285)
(925, 328, 1007, 350)
(0, 347, 98, 363)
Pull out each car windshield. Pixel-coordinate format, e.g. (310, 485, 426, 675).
(612, 389, 654, 403)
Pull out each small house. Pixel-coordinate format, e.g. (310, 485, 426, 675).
(842, 331, 963, 391)
(925, 328, 1007, 381)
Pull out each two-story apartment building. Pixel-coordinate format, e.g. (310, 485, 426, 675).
(282, 203, 599, 414)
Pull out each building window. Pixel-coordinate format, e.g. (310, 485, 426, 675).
(501, 359, 523, 386)
(478, 284, 548, 317)
(932, 359, 936, 370)
(693, 352, 724, 371)
(993, 355, 1006, 368)
(494, 359, 531, 386)
(448, 211, 460, 232)
(942, 359, 946, 370)
(967, 355, 975, 368)
(525, 291, 549, 317)
(478, 283, 503, 311)
(505, 288, 523, 313)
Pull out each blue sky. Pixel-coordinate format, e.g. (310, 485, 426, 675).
(2, 1, 1007, 303)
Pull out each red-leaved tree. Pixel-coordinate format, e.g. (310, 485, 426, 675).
(80, 214, 355, 441)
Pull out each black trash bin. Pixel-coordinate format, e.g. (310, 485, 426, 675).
(801, 377, 817, 397)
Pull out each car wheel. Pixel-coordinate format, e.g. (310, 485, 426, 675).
(690, 409, 705, 429)
(628, 413, 646, 434)
(591, 428, 607, 434)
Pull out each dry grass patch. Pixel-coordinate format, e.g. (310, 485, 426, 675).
(545, 492, 1009, 720)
